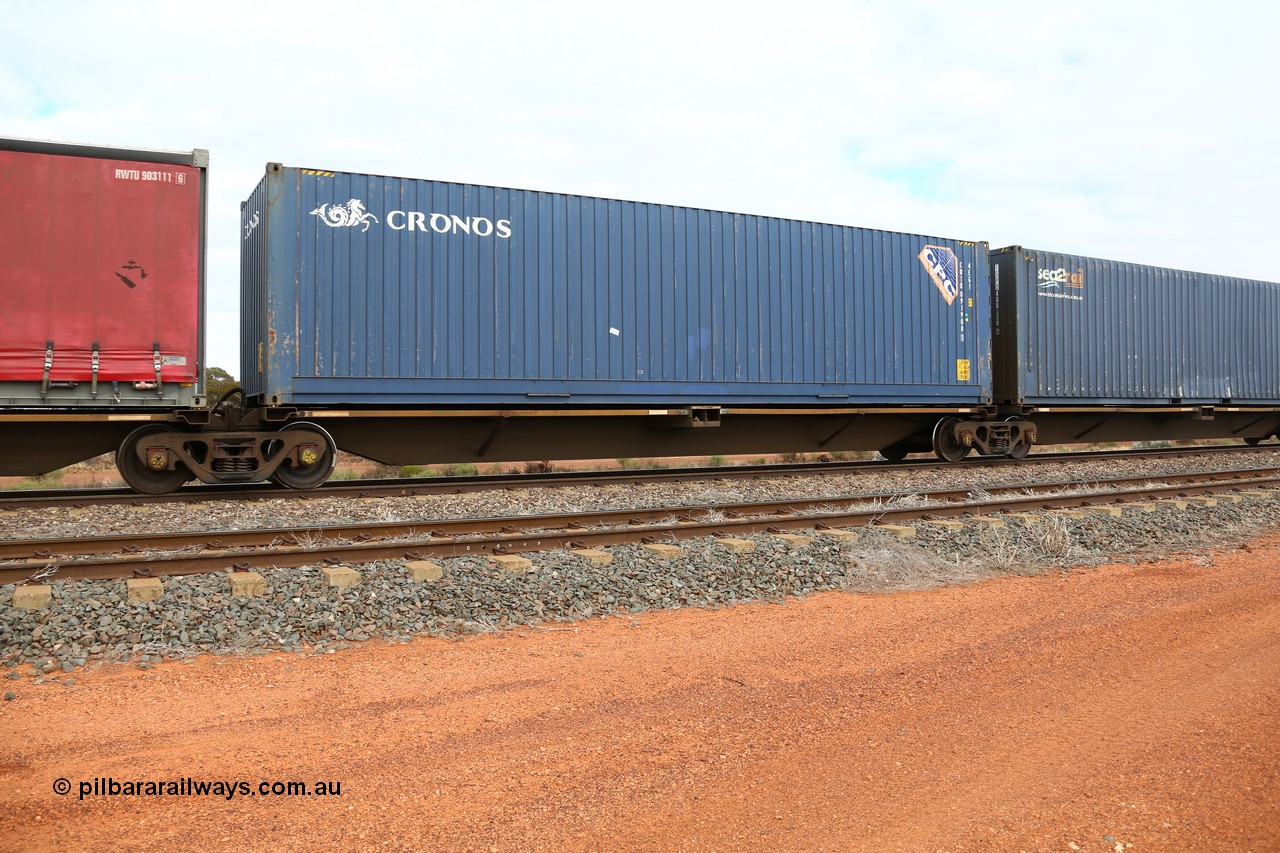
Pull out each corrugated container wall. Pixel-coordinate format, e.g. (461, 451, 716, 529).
(243, 165, 991, 406)
(0, 138, 207, 407)
(992, 247, 1280, 405)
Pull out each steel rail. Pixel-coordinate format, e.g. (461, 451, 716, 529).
(0, 466, 1275, 562)
(1, 443, 1274, 511)
(2, 473, 1275, 586)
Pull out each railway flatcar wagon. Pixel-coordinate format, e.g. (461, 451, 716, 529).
(239, 163, 1014, 476)
(991, 247, 1280, 445)
(0, 137, 208, 477)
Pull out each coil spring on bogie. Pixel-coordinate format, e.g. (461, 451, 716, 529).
(212, 457, 258, 473)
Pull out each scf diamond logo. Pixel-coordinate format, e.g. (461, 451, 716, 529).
(918, 245, 960, 305)
(310, 199, 379, 233)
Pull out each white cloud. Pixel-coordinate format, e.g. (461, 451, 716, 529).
(3, 0, 1278, 373)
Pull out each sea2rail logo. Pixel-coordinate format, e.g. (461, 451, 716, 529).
(1036, 267, 1085, 289)
(918, 245, 960, 305)
(309, 198, 512, 239)
(1036, 266, 1086, 301)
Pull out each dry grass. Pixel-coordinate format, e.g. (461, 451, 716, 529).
(838, 543, 991, 593)
(838, 515, 1092, 594)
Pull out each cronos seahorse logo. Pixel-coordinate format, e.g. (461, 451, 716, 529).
(310, 199, 380, 233)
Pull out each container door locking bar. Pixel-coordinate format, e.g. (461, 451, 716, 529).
(152, 343, 163, 399)
(40, 340, 53, 398)
(91, 342, 100, 399)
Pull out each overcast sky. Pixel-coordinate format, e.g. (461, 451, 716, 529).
(3, 1, 1277, 374)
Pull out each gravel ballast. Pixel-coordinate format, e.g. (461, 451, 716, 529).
(3, 485, 1279, 677)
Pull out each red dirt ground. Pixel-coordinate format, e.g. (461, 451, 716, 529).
(2, 539, 1278, 852)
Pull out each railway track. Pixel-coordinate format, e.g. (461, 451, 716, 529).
(4, 466, 1276, 586)
(1, 443, 1276, 511)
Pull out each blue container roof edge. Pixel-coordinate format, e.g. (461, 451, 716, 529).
(274, 162, 990, 249)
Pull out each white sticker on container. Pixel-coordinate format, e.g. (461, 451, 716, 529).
(609, 327, 621, 336)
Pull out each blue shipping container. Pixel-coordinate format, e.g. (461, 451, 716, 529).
(992, 247, 1280, 405)
(242, 165, 991, 406)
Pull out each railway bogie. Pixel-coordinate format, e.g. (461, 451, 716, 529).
(111, 418, 338, 494)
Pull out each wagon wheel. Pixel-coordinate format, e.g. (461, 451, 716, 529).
(1007, 440, 1032, 459)
(266, 422, 337, 490)
(1006, 416, 1033, 459)
(878, 442, 910, 462)
(932, 418, 971, 463)
(1243, 436, 1267, 446)
(116, 424, 192, 494)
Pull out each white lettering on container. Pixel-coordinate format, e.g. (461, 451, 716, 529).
(115, 168, 178, 183)
(383, 211, 512, 238)
(322, 197, 512, 239)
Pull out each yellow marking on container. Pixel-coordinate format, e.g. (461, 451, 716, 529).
(956, 359, 971, 382)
